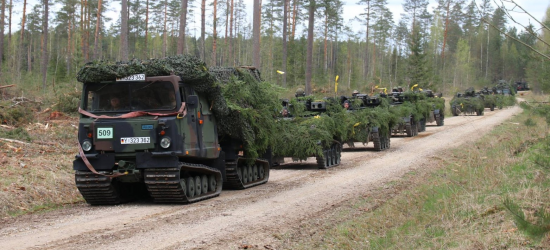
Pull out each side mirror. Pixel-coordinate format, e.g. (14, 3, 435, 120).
(187, 95, 199, 108)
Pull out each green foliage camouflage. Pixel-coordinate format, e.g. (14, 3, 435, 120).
(343, 107, 399, 144)
(450, 96, 484, 112)
(272, 114, 342, 159)
(77, 55, 283, 159)
(483, 94, 497, 108)
(496, 95, 516, 108)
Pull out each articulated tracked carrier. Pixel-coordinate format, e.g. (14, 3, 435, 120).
(74, 61, 271, 205)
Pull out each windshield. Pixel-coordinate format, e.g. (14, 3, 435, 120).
(85, 81, 177, 113)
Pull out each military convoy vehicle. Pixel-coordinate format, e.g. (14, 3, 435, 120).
(386, 89, 422, 137)
(451, 88, 485, 116)
(479, 87, 496, 111)
(339, 93, 392, 151)
(421, 90, 445, 126)
(273, 95, 342, 169)
(516, 81, 529, 91)
(73, 57, 272, 205)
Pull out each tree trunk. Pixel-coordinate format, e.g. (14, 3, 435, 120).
(177, 0, 188, 54)
(20, 0, 27, 44)
(163, 0, 167, 57)
(364, 1, 370, 79)
(291, 0, 297, 41)
(80, 0, 84, 61)
(145, 0, 149, 57)
(67, 14, 72, 75)
(252, 0, 260, 68)
(93, 0, 102, 60)
(41, 0, 49, 90)
(120, 0, 128, 60)
(200, 0, 205, 60)
(441, 0, 450, 60)
(8, 0, 11, 50)
(323, 13, 328, 72)
(486, 28, 489, 79)
(282, 0, 288, 87)
(305, 0, 315, 95)
(0, 0, 5, 81)
(229, 0, 234, 65)
(212, 0, 217, 66)
(27, 36, 31, 72)
(86, 2, 91, 61)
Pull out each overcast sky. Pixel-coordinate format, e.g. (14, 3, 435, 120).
(10, 0, 550, 37)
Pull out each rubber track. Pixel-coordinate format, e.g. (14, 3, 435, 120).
(223, 158, 270, 190)
(144, 163, 222, 203)
(75, 171, 123, 205)
(372, 132, 382, 151)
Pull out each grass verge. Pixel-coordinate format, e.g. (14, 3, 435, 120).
(283, 98, 550, 249)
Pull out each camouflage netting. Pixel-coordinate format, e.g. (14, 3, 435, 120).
(77, 55, 283, 159)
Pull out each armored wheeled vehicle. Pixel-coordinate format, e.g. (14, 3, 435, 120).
(386, 90, 422, 137)
(340, 93, 392, 151)
(420, 90, 445, 126)
(272, 95, 342, 169)
(74, 57, 272, 205)
(450, 88, 484, 116)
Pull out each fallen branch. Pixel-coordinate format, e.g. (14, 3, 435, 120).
(0, 138, 30, 145)
(0, 84, 15, 89)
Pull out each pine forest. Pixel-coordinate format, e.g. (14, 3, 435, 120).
(0, 0, 549, 97)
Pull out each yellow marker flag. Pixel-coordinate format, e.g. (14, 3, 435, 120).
(411, 84, 418, 91)
(419, 88, 423, 91)
(276, 70, 285, 75)
(335, 75, 339, 93)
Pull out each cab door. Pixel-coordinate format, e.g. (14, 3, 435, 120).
(197, 95, 219, 159)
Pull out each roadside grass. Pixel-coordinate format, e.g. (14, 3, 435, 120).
(288, 95, 550, 249)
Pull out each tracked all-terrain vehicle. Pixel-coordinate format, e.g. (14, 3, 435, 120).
(74, 58, 272, 205)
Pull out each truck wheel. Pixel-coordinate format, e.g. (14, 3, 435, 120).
(242, 166, 248, 184)
(490, 105, 495, 111)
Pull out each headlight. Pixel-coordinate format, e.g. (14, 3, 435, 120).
(82, 140, 92, 151)
(160, 137, 171, 148)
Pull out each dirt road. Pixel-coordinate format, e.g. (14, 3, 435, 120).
(0, 106, 521, 250)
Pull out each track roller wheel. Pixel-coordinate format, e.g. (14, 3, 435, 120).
(208, 175, 217, 192)
(186, 177, 195, 198)
(201, 175, 208, 194)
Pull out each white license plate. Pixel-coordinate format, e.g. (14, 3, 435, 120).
(120, 137, 150, 144)
(97, 127, 113, 139)
(116, 74, 145, 81)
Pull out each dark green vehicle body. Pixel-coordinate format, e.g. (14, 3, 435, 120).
(74, 74, 270, 205)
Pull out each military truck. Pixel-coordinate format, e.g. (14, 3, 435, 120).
(450, 88, 484, 116)
(73, 57, 273, 205)
(340, 93, 392, 151)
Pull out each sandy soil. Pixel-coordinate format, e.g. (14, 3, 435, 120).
(0, 105, 521, 250)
